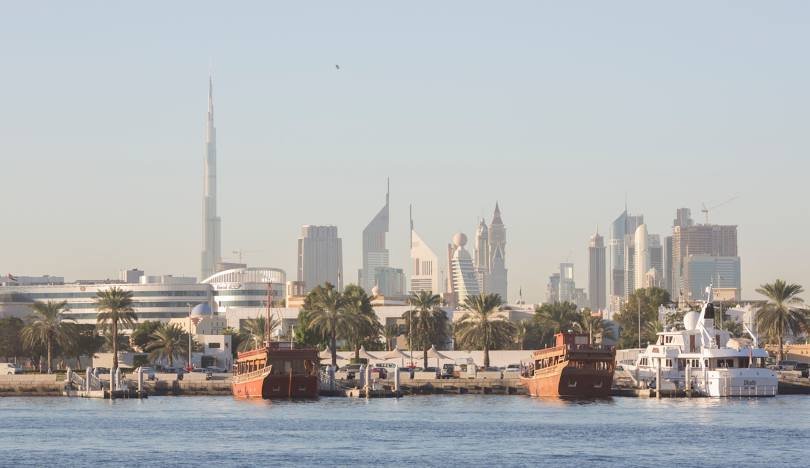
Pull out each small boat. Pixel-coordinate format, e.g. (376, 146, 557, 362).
(520, 331, 616, 398)
(232, 342, 320, 399)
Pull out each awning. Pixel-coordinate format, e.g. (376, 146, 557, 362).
(357, 345, 379, 361)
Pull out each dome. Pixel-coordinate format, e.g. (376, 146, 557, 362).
(683, 311, 699, 331)
(191, 302, 213, 316)
(452, 232, 468, 247)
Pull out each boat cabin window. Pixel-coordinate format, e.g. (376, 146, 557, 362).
(639, 357, 649, 366)
(665, 359, 672, 368)
(665, 336, 673, 344)
(689, 335, 697, 353)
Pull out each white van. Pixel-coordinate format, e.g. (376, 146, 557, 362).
(0, 363, 21, 375)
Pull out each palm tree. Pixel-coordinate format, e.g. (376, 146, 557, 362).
(535, 302, 579, 333)
(403, 291, 450, 368)
(454, 293, 516, 368)
(305, 283, 352, 367)
(755, 280, 808, 361)
(145, 323, 189, 367)
(20, 301, 77, 374)
(94, 287, 137, 372)
(238, 315, 281, 351)
(343, 285, 381, 360)
(577, 312, 615, 344)
(383, 324, 399, 351)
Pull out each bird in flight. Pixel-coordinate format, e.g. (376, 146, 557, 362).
(335, 64, 340, 70)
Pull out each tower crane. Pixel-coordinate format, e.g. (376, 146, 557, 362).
(701, 195, 739, 224)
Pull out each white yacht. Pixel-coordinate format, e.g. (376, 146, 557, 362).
(622, 290, 777, 397)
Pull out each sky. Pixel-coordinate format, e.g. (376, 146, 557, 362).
(1, 1, 809, 303)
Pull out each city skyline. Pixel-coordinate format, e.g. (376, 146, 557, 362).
(2, 2, 809, 303)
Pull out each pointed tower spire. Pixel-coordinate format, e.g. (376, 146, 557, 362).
(491, 201, 503, 225)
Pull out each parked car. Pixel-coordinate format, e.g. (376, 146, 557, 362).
(777, 360, 799, 372)
(503, 364, 521, 377)
(0, 363, 21, 375)
(205, 366, 228, 374)
(441, 363, 455, 379)
(370, 367, 388, 379)
(93, 367, 110, 375)
(794, 362, 809, 378)
(338, 364, 362, 380)
(135, 366, 156, 380)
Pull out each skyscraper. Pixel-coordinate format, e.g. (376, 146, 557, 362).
(546, 273, 560, 304)
(488, 203, 508, 301)
(297, 225, 343, 293)
(633, 224, 649, 293)
(474, 219, 490, 293)
(559, 263, 576, 303)
(609, 209, 643, 310)
(588, 231, 606, 311)
(410, 208, 440, 294)
(448, 233, 480, 306)
(672, 216, 739, 301)
(359, 181, 390, 292)
(200, 75, 222, 281)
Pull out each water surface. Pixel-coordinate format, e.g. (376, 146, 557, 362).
(0, 395, 807, 467)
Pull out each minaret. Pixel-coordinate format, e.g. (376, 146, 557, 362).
(200, 74, 222, 281)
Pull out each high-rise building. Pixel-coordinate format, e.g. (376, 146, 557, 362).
(359, 181, 390, 292)
(559, 263, 576, 303)
(683, 255, 741, 301)
(200, 75, 222, 281)
(588, 232, 606, 311)
(374, 267, 406, 297)
(487, 203, 508, 301)
(648, 234, 663, 289)
(546, 273, 560, 304)
(633, 224, 649, 295)
(297, 225, 343, 293)
(664, 235, 674, 296)
(410, 209, 440, 294)
(609, 209, 643, 311)
(623, 234, 635, 298)
(474, 219, 490, 293)
(448, 233, 480, 306)
(671, 210, 738, 301)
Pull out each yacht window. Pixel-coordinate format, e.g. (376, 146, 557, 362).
(665, 359, 672, 368)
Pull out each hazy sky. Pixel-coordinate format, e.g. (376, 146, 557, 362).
(2, 2, 808, 303)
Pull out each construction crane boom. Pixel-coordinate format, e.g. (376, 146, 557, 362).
(701, 195, 739, 224)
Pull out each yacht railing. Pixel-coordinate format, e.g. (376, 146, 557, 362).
(232, 366, 271, 384)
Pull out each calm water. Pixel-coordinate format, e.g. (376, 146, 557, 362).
(0, 395, 808, 467)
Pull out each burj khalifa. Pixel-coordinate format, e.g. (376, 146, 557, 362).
(200, 75, 222, 281)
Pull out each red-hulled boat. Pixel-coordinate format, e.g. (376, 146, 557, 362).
(232, 342, 320, 399)
(520, 331, 615, 398)
(232, 283, 320, 399)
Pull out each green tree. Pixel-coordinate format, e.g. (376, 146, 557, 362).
(382, 324, 399, 351)
(131, 321, 162, 352)
(145, 323, 190, 367)
(343, 285, 382, 359)
(238, 315, 281, 352)
(20, 301, 76, 373)
(403, 291, 450, 368)
(613, 287, 671, 349)
(755, 280, 808, 361)
(304, 283, 354, 367)
(94, 287, 137, 371)
(294, 308, 329, 349)
(65, 324, 104, 368)
(0, 317, 25, 361)
(577, 312, 615, 344)
(454, 293, 516, 368)
(534, 302, 579, 333)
